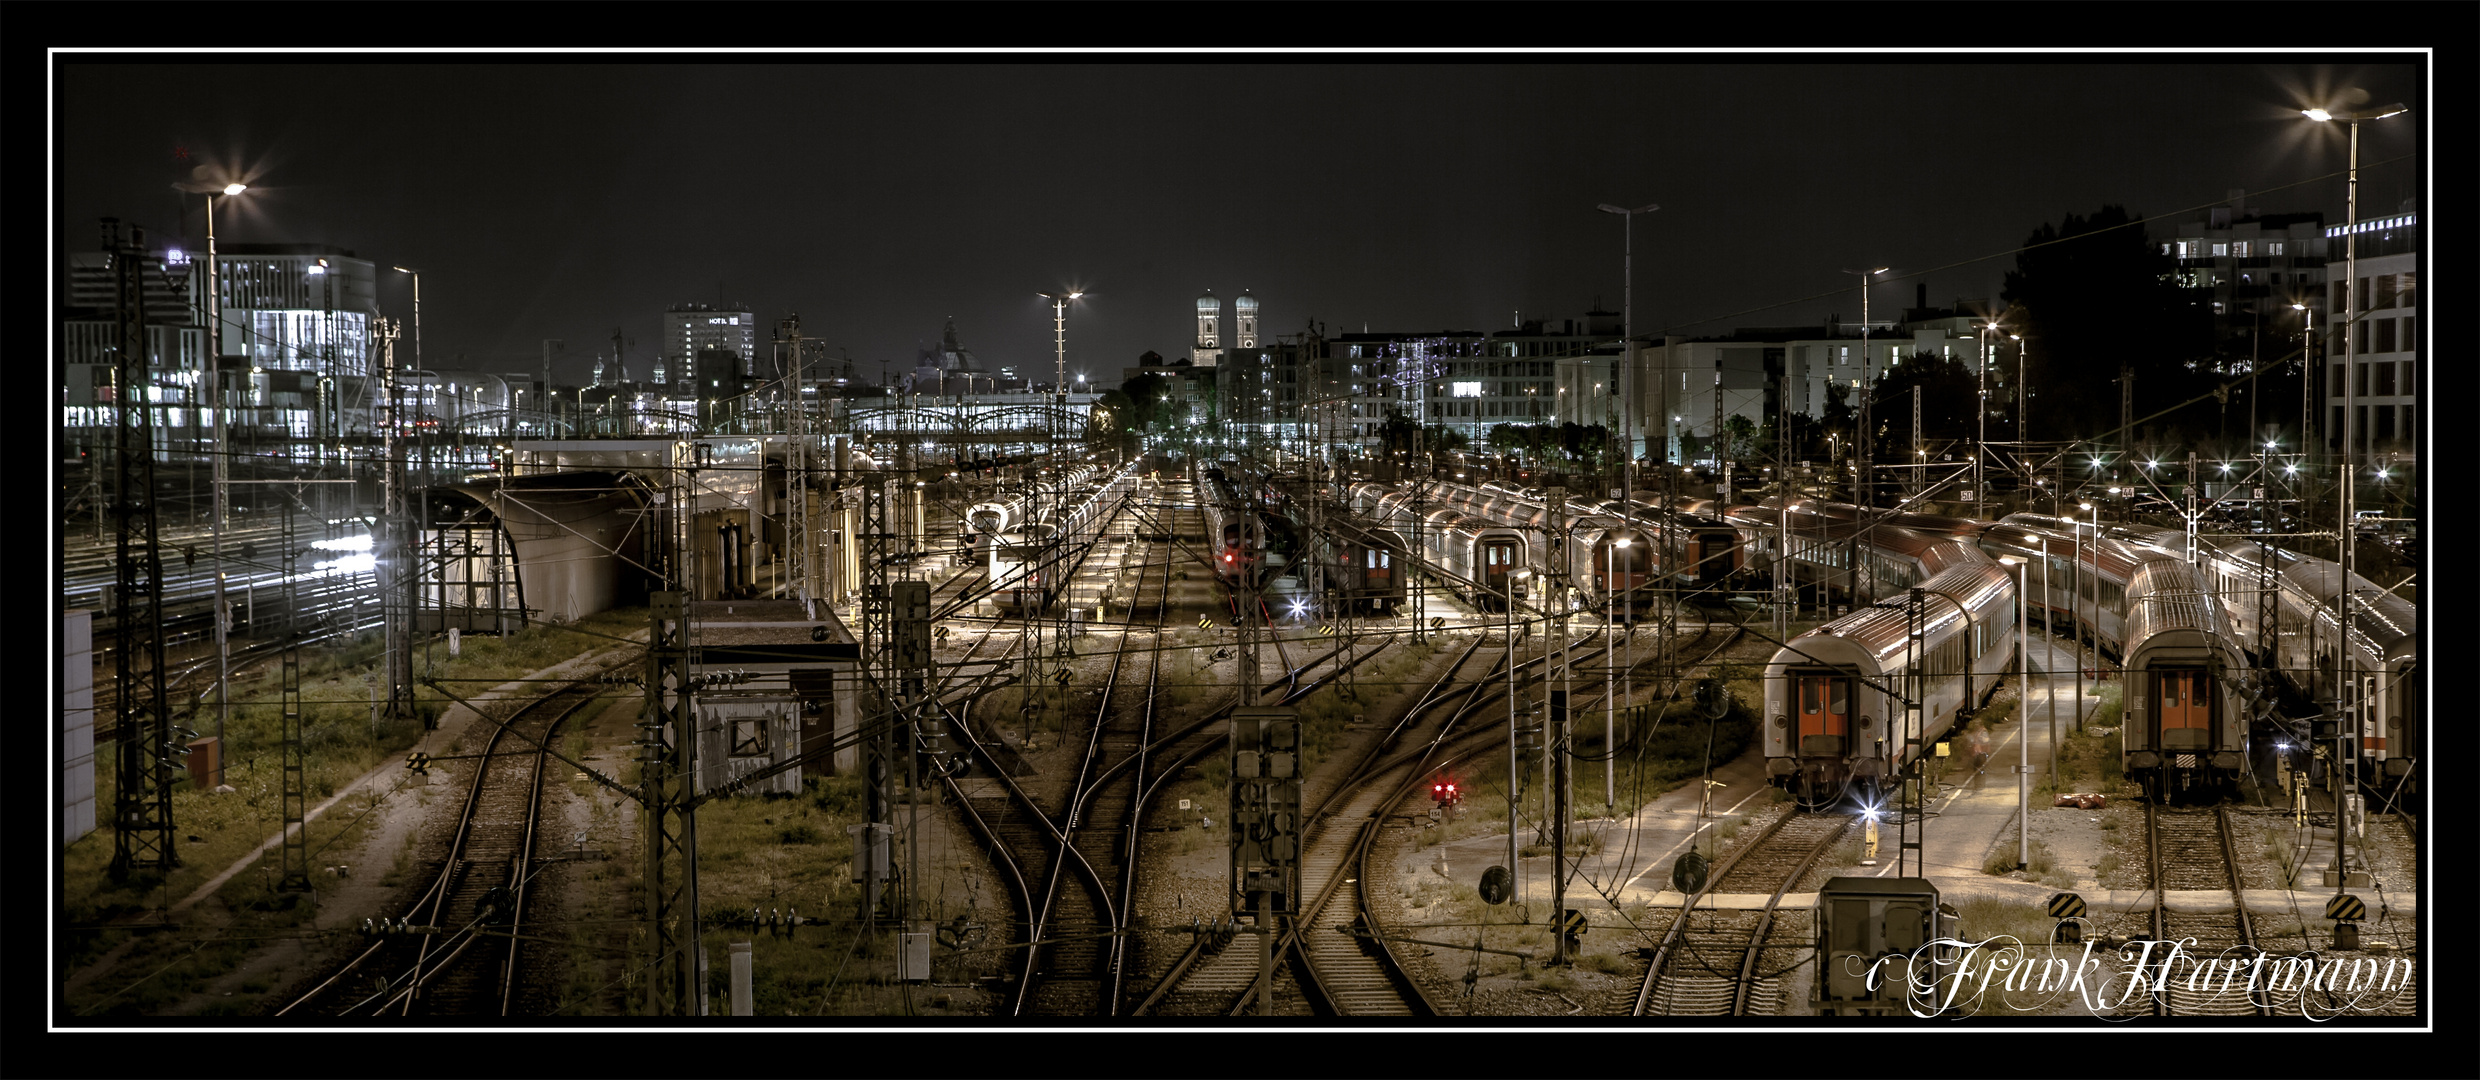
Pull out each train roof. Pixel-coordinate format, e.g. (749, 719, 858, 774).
(2121, 556, 2238, 661)
(1772, 559, 2012, 673)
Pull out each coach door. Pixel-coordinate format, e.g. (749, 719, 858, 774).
(1798, 674, 1851, 756)
(1692, 532, 1730, 582)
(2156, 670, 2209, 752)
(1482, 538, 1521, 598)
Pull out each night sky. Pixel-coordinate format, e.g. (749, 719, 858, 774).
(54, 55, 2427, 389)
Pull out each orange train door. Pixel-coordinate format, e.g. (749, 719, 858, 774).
(1798, 675, 1850, 754)
(2157, 670, 2209, 751)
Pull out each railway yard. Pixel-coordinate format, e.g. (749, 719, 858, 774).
(59, 461, 2425, 1024)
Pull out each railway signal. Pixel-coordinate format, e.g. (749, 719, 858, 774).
(2325, 893, 2366, 951)
(2047, 891, 2087, 943)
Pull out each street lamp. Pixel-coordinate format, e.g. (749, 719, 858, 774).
(1976, 320, 2003, 504)
(2075, 501, 2095, 734)
(391, 267, 423, 375)
(2011, 334, 2028, 444)
(2304, 102, 2407, 882)
(1037, 290, 1083, 403)
(1607, 534, 1631, 809)
(1997, 554, 2028, 870)
(184, 178, 249, 765)
(2293, 302, 2315, 454)
(1598, 201, 1658, 480)
(1841, 267, 1888, 499)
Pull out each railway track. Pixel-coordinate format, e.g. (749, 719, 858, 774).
(1135, 634, 1497, 1016)
(1145, 622, 1636, 1017)
(1634, 810, 1849, 1016)
(2125, 804, 2267, 1018)
(1013, 515, 1167, 1015)
(275, 670, 621, 1018)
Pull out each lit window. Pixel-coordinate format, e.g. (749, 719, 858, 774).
(1451, 381, 1483, 398)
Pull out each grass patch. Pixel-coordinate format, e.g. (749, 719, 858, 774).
(1576, 950, 1631, 975)
(63, 606, 650, 1014)
(1983, 837, 2025, 877)
(1953, 895, 2054, 945)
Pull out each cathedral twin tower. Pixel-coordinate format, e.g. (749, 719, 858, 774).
(1192, 289, 1257, 367)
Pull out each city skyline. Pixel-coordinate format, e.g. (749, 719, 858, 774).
(56, 54, 2427, 391)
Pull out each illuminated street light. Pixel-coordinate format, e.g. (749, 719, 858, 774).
(2303, 102, 2410, 891)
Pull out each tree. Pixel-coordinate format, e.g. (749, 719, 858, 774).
(1091, 389, 1141, 453)
(1119, 372, 1170, 431)
(1867, 350, 1981, 460)
(1817, 378, 1854, 455)
(1421, 424, 1470, 455)
(2000, 206, 2215, 442)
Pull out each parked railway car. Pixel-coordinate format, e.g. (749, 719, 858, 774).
(990, 462, 1138, 615)
(1300, 515, 1407, 614)
(2116, 553, 2250, 801)
(1761, 533, 2017, 808)
(1434, 483, 1744, 611)
(1356, 484, 1531, 610)
(964, 494, 1033, 560)
(1199, 464, 1296, 590)
(2133, 529, 2419, 803)
(1727, 499, 1981, 610)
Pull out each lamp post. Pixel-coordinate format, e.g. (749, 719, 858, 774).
(2293, 302, 2314, 456)
(1506, 569, 1527, 912)
(1841, 267, 1887, 503)
(392, 267, 423, 374)
(1598, 201, 1658, 480)
(1999, 555, 2028, 870)
(2040, 536, 2055, 786)
(2302, 101, 2404, 890)
(2075, 501, 2093, 735)
(1607, 534, 1630, 809)
(200, 181, 246, 763)
(1977, 320, 2002, 505)
(1038, 290, 1082, 445)
(2012, 334, 2027, 444)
